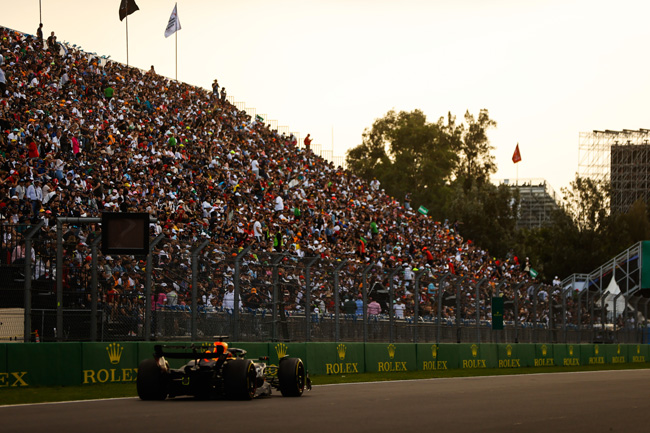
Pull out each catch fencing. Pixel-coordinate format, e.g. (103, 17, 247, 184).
(0, 223, 647, 344)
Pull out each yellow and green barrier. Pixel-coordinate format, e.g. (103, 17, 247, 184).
(1, 342, 649, 388)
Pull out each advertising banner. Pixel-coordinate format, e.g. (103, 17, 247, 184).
(82, 342, 139, 385)
(364, 343, 416, 373)
(307, 342, 365, 375)
(497, 343, 536, 368)
(6, 342, 82, 387)
(553, 344, 581, 367)
(534, 343, 555, 367)
(628, 343, 648, 363)
(267, 342, 307, 368)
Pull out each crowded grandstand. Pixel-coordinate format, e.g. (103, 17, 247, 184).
(0, 25, 596, 342)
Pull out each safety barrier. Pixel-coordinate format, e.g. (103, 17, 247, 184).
(0, 342, 648, 387)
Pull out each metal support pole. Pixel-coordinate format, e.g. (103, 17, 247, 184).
(361, 263, 375, 343)
(641, 298, 650, 344)
(190, 240, 210, 340)
(577, 287, 589, 343)
(456, 277, 463, 343)
(332, 259, 348, 343)
(271, 253, 286, 341)
(631, 296, 642, 344)
(56, 220, 63, 341)
(90, 236, 102, 341)
(512, 282, 523, 344)
(532, 284, 541, 343)
(23, 221, 44, 342)
(436, 274, 450, 344)
(233, 245, 252, 341)
(562, 286, 571, 343)
(475, 278, 486, 343)
(303, 257, 319, 342)
(413, 269, 426, 343)
(145, 234, 165, 341)
(387, 267, 401, 343)
(613, 292, 624, 344)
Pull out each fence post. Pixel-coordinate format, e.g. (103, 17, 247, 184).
(303, 257, 319, 342)
(90, 236, 102, 342)
(145, 234, 165, 341)
(475, 278, 486, 343)
(494, 280, 506, 344)
(623, 288, 640, 343)
(190, 240, 210, 340)
(332, 259, 348, 343)
(613, 292, 624, 344)
(436, 273, 450, 344)
(361, 263, 375, 343)
(532, 284, 542, 343)
(562, 285, 571, 343)
(643, 298, 650, 343)
(233, 245, 252, 341)
(23, 221, 44, 343)
(271, 253, 286, 341)
(387, 267, 401, 343)
(512, 282, 523, 344)
(413, 269, 426, 343)
(577, 287, 589, 343)
(56, 220, 63, 341)
(455, 276, 467, 343)
(631, 296, 642, 343)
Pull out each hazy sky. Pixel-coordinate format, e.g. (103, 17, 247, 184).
(3, 0, 650, 195)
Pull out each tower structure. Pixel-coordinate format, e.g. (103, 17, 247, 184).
(578, 129, 650, 214)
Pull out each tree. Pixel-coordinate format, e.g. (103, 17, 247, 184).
(455, 109, 497, 190)
(346, 109, 460, 219)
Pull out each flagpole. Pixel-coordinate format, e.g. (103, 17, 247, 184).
(126, 14, 129, 67)
(175, 9, 178, 81)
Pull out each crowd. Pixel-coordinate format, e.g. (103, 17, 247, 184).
(0, 25, 583, 337)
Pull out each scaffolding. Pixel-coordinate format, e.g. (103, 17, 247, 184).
(579, 129, 650, 214)
(500, 178, 559, 229)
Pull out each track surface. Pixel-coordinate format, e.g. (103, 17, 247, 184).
(2, 369, 649, 433)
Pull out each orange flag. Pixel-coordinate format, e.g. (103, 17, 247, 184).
(512, 143, 522, 163)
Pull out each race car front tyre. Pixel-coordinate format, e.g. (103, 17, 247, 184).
(137, 358, 168, 401)
(223, 359, 257, 400)
(278, 357, 306, 397)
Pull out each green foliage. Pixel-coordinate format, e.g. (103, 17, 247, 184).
(446, 182, 518, 258)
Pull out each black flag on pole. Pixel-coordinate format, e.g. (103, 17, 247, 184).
(119, 0, 140, 21)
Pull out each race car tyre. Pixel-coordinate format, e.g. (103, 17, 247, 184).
(137, 358, 168, 401)
(278, 357, 306, 397)
(223, 359, 257, 400)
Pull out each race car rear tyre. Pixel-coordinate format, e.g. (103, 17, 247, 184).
(137, 358, 168, 401)
(278, 357, 306, 397)
(223, 359, 257, 400)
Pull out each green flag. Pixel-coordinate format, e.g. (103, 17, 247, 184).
(529, 268, 538, 278)
(418, 206, 428, 215)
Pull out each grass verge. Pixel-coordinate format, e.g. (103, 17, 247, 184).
(1, 363, 649, 406)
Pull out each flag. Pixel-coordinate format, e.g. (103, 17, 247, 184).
(165, 4, 182, 38)
(512, 143, 522, 163)
(529, 268, 538, 278)
(119, 0, 139, 21)
(418, 205, 429, 215)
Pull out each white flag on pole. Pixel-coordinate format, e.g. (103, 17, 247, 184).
(164, 4, 181, 38)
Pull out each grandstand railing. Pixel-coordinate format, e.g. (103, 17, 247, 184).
(1, 222, 647, 344)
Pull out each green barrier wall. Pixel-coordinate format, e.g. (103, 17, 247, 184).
(496, 343, 536, 368)
(306, 342, 364, 375)
(82, 342, 139, 385)
(553, 344, 581, 366)
(365, 343, 416, 373)
(534, 343, 555, 367)
(629, 344, 648, 363)
(1, 342, 649, 387)
(267, 342, 307, 367)
(6, 343, 82, 387)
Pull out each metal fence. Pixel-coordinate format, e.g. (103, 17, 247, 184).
(1, 223, 648, 344)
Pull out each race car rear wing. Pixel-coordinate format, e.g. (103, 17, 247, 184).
(153, 343, 247, 360)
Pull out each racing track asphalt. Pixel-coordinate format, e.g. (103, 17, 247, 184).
(2, 369, 649, 433)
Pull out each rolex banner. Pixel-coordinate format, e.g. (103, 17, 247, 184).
(364, 343, 416, 373)
(307, 343, 365, 375)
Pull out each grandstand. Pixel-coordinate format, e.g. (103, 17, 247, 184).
(0, 26, 644, 345)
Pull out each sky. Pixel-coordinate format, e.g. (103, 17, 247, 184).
(3, 0, 650, 196)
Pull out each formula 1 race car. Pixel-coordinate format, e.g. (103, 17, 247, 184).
(137, 340, 311, 400)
